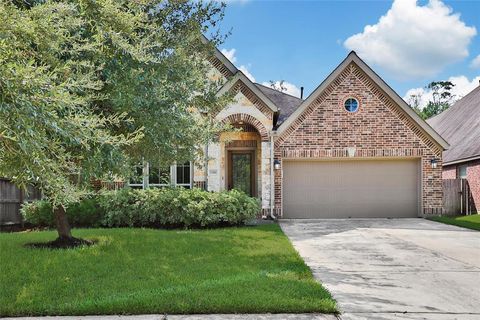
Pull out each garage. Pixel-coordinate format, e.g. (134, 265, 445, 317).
(282, 159, 421, 218)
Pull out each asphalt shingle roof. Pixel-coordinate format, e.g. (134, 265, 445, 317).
(427, 85, 480, 164)
(254, 83, 303, 126)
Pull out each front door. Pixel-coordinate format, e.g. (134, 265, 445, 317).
(228, 151, 255, 196)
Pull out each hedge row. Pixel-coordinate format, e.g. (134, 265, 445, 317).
(21, 188, 260, 228)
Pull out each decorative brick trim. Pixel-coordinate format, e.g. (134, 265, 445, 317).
(231, 80, 274, 120)
(209, 57, 234, 79)
(281, 148, 425, 158)
(276, 62, 443, 156)
(350, 64, 443, 156)
(222, 113, 269, 141)
(275, 65, 352, 147)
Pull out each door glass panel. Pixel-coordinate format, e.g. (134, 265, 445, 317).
(231, 153, 252, 195)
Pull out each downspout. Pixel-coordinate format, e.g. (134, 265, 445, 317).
(269, 132, 276, 220)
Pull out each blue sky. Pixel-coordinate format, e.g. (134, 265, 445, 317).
(214, 0, 480, 106)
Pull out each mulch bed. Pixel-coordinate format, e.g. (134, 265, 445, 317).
(26, 237, 95, 249)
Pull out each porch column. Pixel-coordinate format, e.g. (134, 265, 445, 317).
(261, 140, 271, 211)
(207, 142, 221, 192)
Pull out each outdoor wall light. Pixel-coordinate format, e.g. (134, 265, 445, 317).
(274, 159, 281, 170)
(430, 158, 439, 169)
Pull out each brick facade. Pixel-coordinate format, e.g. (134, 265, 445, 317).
(274, 62, 444, 216)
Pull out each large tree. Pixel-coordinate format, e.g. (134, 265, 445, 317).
(0, 0, 229, 245)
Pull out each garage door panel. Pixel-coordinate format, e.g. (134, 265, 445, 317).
(283, 159, 420, 218)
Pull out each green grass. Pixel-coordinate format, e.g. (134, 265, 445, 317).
(0, 225, 336, 316)
(428, 214, 480, 231)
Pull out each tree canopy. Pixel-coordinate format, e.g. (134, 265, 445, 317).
(0, 0, 230, 240)
(407, 81, 456, 120)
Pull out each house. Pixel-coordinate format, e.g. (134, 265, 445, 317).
(427, 86, 480, 213)
(129, 45, 449, 219)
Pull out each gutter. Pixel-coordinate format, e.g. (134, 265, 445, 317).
(443, 155, 480, 167)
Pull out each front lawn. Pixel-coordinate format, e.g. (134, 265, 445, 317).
(428, 214, 480, 231)
(0, 225, 336, 316)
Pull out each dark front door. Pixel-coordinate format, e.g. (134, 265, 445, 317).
(228, 151, 254, 196)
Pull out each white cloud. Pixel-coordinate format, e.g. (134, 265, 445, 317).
(239, 65, 256, 82)
(344, 0, 477, 79)
(221, 47, 256, 82)
(471, 55, 480, 69)
(261, 81, 302, 98)
(220, 48, 237, 64)
(404, 75, 480, 109)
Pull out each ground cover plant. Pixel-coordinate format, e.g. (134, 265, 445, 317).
(0, 225, 337, 316)
(428, 214, 480, 231)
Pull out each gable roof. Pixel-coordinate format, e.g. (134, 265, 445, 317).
(427, 86, 480, 165)
(216, 71, 279, 112)
(275, 51, 449, 150)
(254, 83, 303, 126)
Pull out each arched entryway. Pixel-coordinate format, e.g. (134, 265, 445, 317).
(223, 121, 262, 197)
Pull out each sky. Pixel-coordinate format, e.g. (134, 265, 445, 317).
(213, 0, 480, 108)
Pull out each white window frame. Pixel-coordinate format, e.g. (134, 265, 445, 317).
(147, 163, 172, 188)
(128, 163, 145, 188)
(174, 162, 193, 188)
(128, 161, 193, 189)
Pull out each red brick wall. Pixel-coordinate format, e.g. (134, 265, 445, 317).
(468, 160, 480, 213)
(274, 62, 444, 216)
(442, 166, 456, 179)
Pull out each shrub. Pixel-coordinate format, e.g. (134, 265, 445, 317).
(21, 200, 55, 227)
(21, 196, 104, 228)
(99, 188, 260, 228)
(22, 188, 260, 229)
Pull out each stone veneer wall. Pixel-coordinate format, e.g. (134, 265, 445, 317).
(194, 80, 275, 214)
(274, 62, 444, 217)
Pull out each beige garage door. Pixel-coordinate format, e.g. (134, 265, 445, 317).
(283, 159, 420, 218)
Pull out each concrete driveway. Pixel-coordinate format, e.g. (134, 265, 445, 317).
(280, 218, 480, 320)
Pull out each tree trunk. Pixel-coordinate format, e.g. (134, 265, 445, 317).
(54, 205, 72, 239)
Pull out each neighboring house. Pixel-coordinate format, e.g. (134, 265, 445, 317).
(129, 45, 449, 219)
(427, 86, 480, 213)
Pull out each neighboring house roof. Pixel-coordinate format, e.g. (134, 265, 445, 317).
(254, 83, 303, 126)
(275, 51, 449, 150)
(427, 86, 480, 165)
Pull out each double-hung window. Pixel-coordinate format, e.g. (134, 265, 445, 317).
(128, 162, 192, 189)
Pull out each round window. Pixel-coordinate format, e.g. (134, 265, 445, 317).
(344, 98, 359, 113)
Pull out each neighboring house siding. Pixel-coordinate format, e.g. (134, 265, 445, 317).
(274, 62, 443, 216)
(443, 160, 480, 213)
(468, 160, 480, 213)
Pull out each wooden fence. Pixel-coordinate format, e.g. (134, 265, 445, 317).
(0, 178, 42, 225)
(443, 178, 475, 216)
